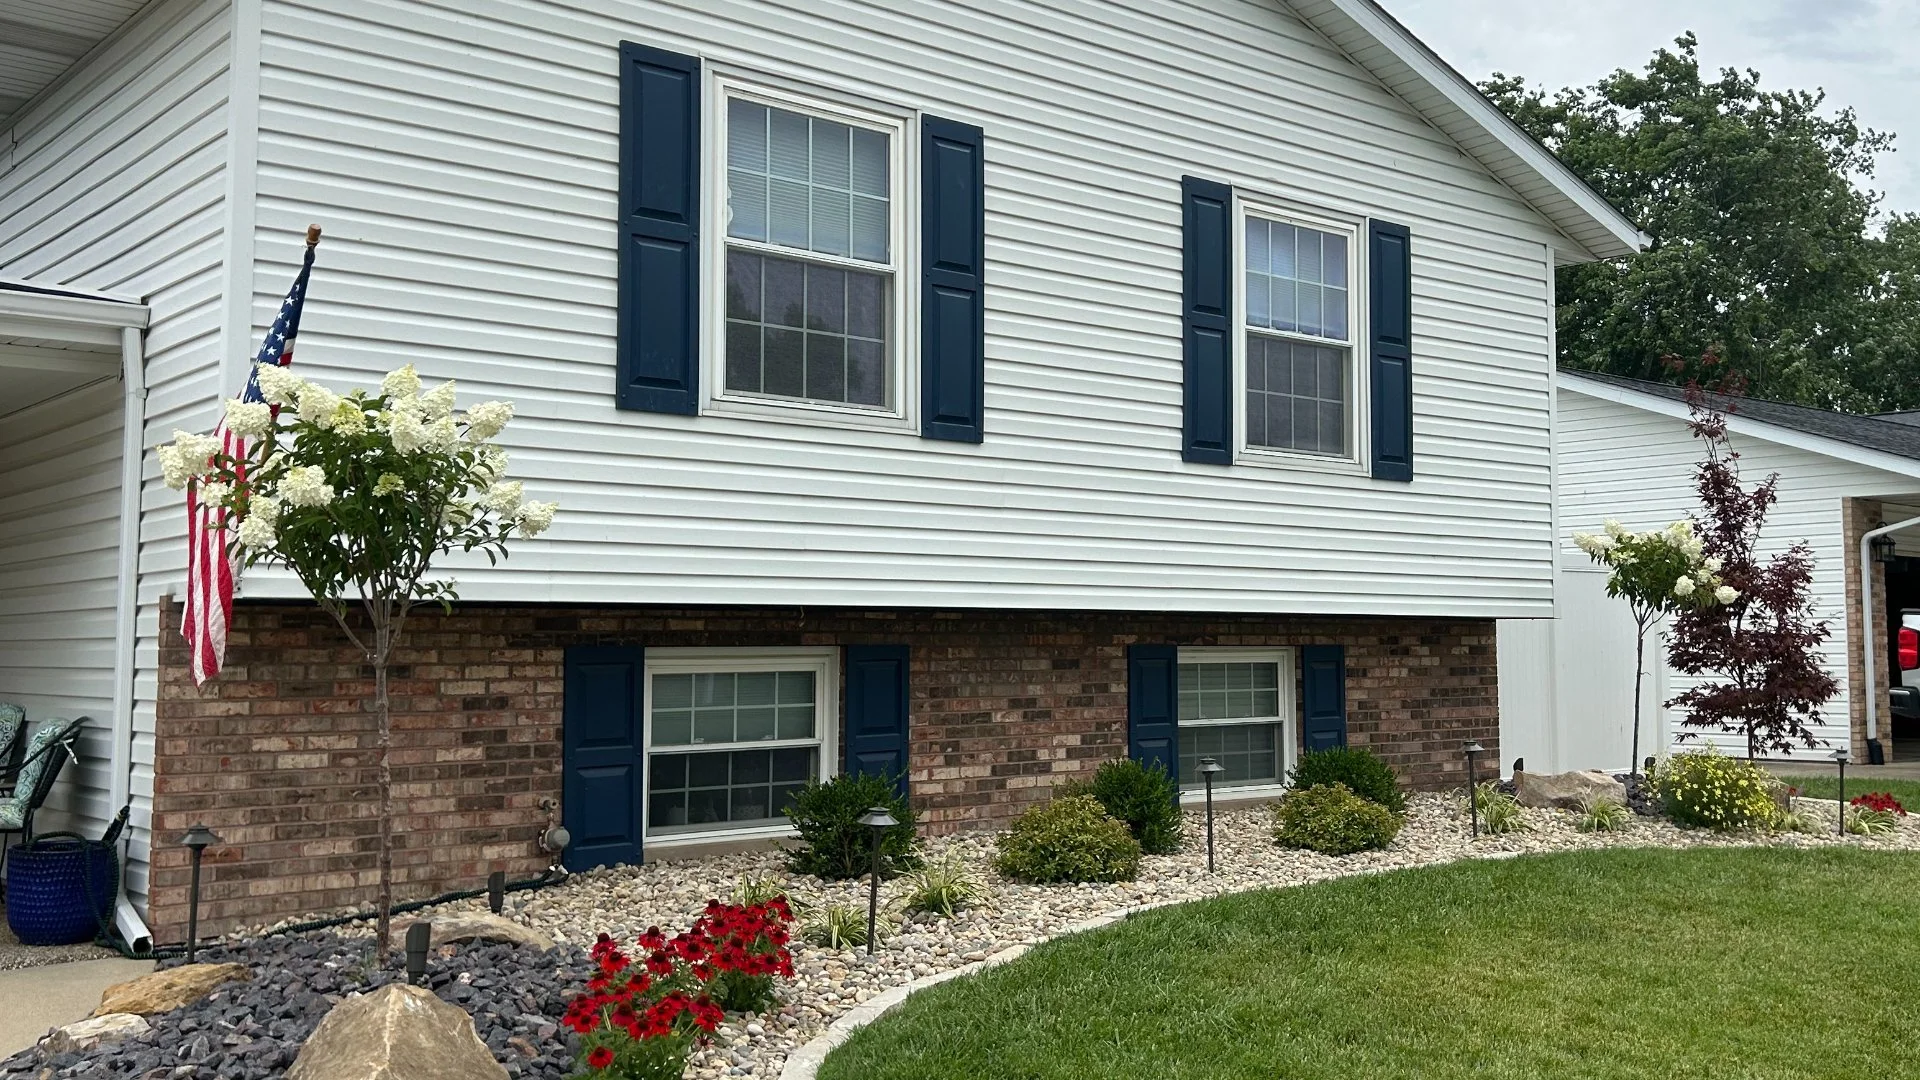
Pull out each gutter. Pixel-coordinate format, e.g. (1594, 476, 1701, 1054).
(111, 324, 153, 954)
(1859, 514, 1920, 765)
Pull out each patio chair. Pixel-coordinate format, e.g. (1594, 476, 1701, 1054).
(0, 704, 23, 790)
(0, 717, 84, 878)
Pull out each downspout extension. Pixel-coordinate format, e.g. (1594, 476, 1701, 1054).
(1859, 514, 1920, 765)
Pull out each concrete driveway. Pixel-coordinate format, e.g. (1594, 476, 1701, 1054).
(0, 956, 154, 1058)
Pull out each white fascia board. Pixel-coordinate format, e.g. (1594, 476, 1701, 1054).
(1301, 0, 1650, 262)
(0, 285, 151, 331)
(1559, 374, 1920, 484)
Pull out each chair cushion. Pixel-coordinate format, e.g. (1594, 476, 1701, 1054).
(11, 722, 68, 805)
(0, 797, 21, 830)
(0, 703, 21, 760)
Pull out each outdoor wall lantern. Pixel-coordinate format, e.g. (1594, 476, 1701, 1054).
(1197, 758, 1226, 872)
(1833, 747, 1852, 836)
(1872, 532, 1898, 566)
(179, 823, 223, 963)
(405, 920, 433, 985)
(1462, 742, 1487, 837)
(857, 806, 898, 956)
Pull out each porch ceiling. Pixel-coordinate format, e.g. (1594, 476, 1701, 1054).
(0, 282, 146, 415)
(0, 0, 150, 125)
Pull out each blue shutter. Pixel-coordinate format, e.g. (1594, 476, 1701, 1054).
(921, 116, 986, 443)
(616, 43, 700, 414)
(562, 645, 646, 870)
(1368, 220, 1413, 481)
(1127, 644, 1179, 775)
(845, 645, 911, 796)
(1301, 645, 1348, 751)
(1182, 176, 1234, 464)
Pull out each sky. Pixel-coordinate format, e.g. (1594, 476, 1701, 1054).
(1390, 0, 1920, 215)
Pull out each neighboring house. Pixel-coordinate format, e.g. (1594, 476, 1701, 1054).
(1500, 371, 1920, 776)
(0, 0, 1641, 939)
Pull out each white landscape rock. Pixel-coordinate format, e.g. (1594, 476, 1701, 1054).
(371, 791, 1919, 1080)
(286, 983, 507, 1080)
(40, 1013, 150, 1055)
(1515, 769, 1629, 810)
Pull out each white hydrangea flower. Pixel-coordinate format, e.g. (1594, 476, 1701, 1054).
(223, 399, 274, 438)
(331, 399, 369, 436)
(1704, 555, 1724, 573)
(198, 480, 232, 507)
(373, 473, 405, 496)
(382, 364, 422, 401)
(483, 480, 523, 514)
(297, 383, 342, 428)
(236, 513, 277, 550)
(255, 363, 304, 407)
(250, 495, 282, 525)
(1714, 585, 1739, 604)
(157, 430, 223, 490)
(1604, 519, 1629, 541)
(1673, 575, 1696, 598)
(421, 381, 457, 420)
(424, 415, 459, 453)
(278, 465, 335, 508)
(387, 408, 428, 455)
(467, 445, 508, 486)
(463, 400, 514, 441)
(514, 500, 557, 537)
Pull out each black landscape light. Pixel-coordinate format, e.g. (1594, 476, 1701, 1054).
(180, 824, 222, 963)
(856, 806, 898, 955)
(1197, 758, 1226, 872)
(488, 870, 506, 915)
(405, 920, 433, 985)
(1462, 742, 1486, 837)
(1833, 747, 1852, 836)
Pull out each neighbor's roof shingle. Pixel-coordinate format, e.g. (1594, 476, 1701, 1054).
(1563, 370, 1920, 463)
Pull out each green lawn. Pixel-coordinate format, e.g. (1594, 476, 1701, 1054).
(1771, 773, 1920, 806)
(819, 849, 1920, 1080)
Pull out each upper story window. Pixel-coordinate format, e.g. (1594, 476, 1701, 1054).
(713, 81, 910, 425)
(1240, 208, 1362, 463)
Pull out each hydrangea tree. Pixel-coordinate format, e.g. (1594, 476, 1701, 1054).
(159, 363, 555, 956)
(1573, 519, 1736, 783)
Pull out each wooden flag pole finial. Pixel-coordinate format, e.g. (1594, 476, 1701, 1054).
(305, 224, 322, 248)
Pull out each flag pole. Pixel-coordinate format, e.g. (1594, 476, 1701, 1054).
(305, 224, 322, 248)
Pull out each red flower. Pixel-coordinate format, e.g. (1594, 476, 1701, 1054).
(585, 1046, 615, 1070)
(1852, 791, 1908, 815)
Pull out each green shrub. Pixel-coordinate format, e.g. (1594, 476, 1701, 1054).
(1650, 750, 1779, 831)
(1061, 758, 1183, 855)
(785, 772, 917, 880)
(1577, 795, 1630, 833)
(1272, 783, 1402, 855)
(900, 852, 987, 918)
(1473, 781, 1527, 835)
(994, 795, 1142, 883)
(1287, 747, 1405, 813)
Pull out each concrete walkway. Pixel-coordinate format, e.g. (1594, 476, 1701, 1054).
(0, 956, 153, 1058)
(1771, 740, 1920, 781)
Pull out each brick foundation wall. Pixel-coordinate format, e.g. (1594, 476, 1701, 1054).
(151, 601, 1497, 938)
(1842, 497, 1893, 762)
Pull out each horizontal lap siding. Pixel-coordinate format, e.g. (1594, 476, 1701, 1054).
(1556, 390, 1920, 757)
(239, 0, 1557, 616)
(0, 0, 232, 912)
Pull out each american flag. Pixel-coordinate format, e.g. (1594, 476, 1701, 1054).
(184, 236, 319, 686)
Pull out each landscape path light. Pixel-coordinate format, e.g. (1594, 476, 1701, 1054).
(179, 824, 222, 964)
(1462, 742, 1486, 837)
(1833, 747, 1851, 836)
(857, 806, 899, 956)
(1197, 758, 1226, 872)
(405, 920, 433, 985)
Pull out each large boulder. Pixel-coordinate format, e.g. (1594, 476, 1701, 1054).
(387, 913, 553, 953)
(286, 983, 508, 1080)
(93, 962, 251, 1016)
(1516, 769, 1627, 811)
(41, 1013, 150, 1054)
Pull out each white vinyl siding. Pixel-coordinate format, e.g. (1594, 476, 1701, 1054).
(0, 0, 233, 915)
(226, 0, 1564, 619)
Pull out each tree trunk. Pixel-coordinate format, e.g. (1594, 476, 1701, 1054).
(1629, 624, 1647, 785)
(372, 622, 394, 963)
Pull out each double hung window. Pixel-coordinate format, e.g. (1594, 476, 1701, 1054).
(1176, 648, 1296, 795)
(1241, 209, 1360, 460)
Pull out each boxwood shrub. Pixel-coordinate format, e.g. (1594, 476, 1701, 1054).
(994, 795, 1142, 883)
(1061, 757, 1183, 855)
(1287, 747, 1405, 813)
(1272, 782, 1402, 855)
(784, 772, 917, 879)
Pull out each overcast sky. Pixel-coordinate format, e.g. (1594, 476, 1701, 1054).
(1391, 0, 1920, 216)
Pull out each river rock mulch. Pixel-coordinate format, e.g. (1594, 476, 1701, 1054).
(4, 792, 1915, 1080)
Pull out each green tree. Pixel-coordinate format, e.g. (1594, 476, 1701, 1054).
(1481, 33, 1896, 407)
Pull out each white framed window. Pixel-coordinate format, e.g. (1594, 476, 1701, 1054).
(1235, 199, 1366, 468)
(705, 74, 916, 431)
(643, 647, 838, 844)
(1177, 647, 1296, 801)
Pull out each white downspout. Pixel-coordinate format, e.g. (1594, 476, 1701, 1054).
(111, 324, 152, 954)
(1859, 514, 1920, 756)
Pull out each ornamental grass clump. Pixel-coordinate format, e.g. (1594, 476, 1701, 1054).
(1577, 794, 1630, 833)
(1287, 747, 1406, 813)
(1060, 757, 1183, 854)
(562, 898, 795, 1079)
(157, 363, 554, 956)
(900, 852, 988, 918)
(1272, 783, 1402, 855)
(994, 795, 1142, 883)
(1471, 781, 1527, 835)
(1649, 749, 1779, 831)
(1846, 804, 1902, 836)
